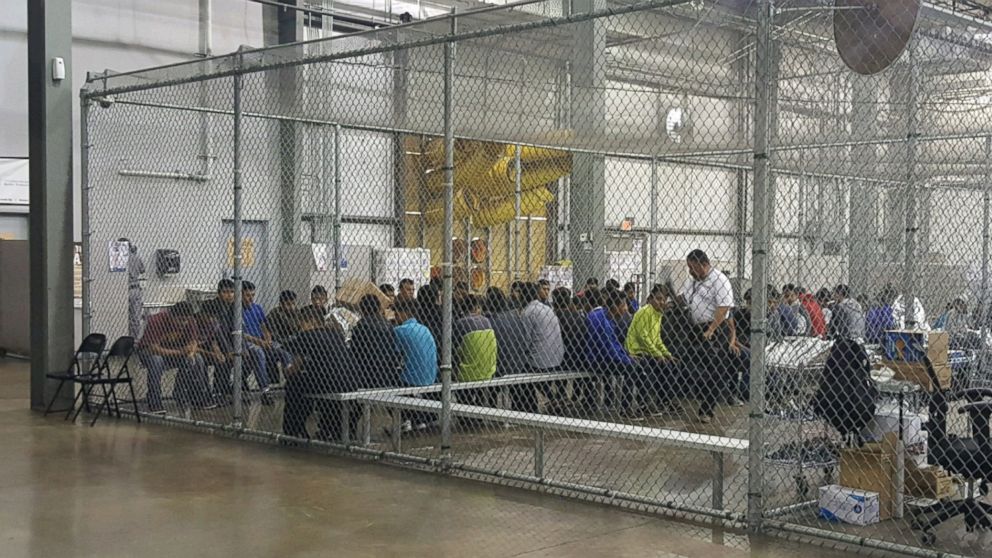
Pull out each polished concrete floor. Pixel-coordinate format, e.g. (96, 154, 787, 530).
(0, 358, 859, 558)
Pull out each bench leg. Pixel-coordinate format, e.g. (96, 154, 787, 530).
(390, 408, 402, 453)
(711, 451, 725, 510)
(340, 401, 351, 445)
(361, 403, 371, 447)
(534, 430, 545, 478)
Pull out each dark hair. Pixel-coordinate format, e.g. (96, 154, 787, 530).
(649, 283, 669, 298)
(379, 283, 395, 295)
(782, 283, 798, 295)
(399, 278, 414, 289)
(767, 285, 781, 301)
(743, 288, 753, 303)
(359, 294, 381, 316)
(279, 290, 297, 303)
(552, 287, 572, 310)
(585, 277, 599, 287)
(172, 301, 196, 317)
(311, 285, 328, 297)
(242, 280, 256, 292)
(834, 284, 850, 298)
(585, 287, 603, 309)
(815, 288, 831, 304)
(455, 281, 469, 292)
(418, 284, 438, 305)
(485, 287, 508, 313)
(217, 279, 235, 292)
(686, 249, 710, 265)
(605, 279, 620, 291)
(521, 282, 540, 303)
(461, 294, 482, 314)
(538, 279, 550, 287)
(510, 281, 524, 293)
(605, 288, 626, 309)
(623, 282, 637, 294)
(394, 298, 418, 317)
(300, 306, 325, 324)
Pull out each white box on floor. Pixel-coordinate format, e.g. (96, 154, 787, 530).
(863, 407, 925, 445)
(818, 485, 881, 526)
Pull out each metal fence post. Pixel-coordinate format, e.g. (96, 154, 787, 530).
(80, 95, 92, 338)
(648, 157, 658, 290)
(902, 46, 920, 328)
(334, 124, 343, 294)
(440, 12, 457, 457)
(232, 62, 245, 427)
(982, 137, 991, 341)
(748, 0, 774, 533)
(513, 144, 523, 280)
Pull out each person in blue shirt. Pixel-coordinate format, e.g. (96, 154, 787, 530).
(624, 282, 640, 314)
(392, 298, 439, 432)
(587, 289, 645, 417)
(242, 281, 292, 404)
(393, 298, 439, 387)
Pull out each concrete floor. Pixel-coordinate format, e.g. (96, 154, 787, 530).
(0, 358, 861, 557)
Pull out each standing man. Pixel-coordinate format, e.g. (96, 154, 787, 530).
(679, 249, 738, 424)
(120, 238, 146, 339)
(537, 279, 552, 306)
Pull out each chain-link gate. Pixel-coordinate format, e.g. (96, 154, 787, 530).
(81, 0, 992, 555)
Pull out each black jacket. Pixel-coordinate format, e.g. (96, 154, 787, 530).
(350, 315, 402, 388)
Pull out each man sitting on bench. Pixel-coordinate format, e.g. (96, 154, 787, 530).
(138, 302, 214, 414)
(625, 283, 681, 416)
(281, 306, 353, 441)
(392, 298, 439, 433)
(587, 289, 646, 419)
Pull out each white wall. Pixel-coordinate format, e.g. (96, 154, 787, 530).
(0, 0, 267, 240)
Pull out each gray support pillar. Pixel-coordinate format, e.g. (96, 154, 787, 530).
(747, 0, 775, 532)
(848, 77, 880, 296)
(391, 44, 410, 247)
(901, 49, 921, 326)
(28, 0, 75, 410)
(232, 59, 246, 425)
(266, 2, 303, 245)
(567, 0, 607, 285)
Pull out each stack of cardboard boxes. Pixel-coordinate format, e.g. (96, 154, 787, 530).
(881, 330, 951, 391)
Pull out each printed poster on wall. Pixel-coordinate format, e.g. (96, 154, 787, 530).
(108, 240, 129, 272)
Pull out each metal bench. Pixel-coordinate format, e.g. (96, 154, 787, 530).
(369, 394, 748, 510)
(306, 370, 594, 444)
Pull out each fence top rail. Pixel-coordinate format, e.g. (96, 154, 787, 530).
(369, 394, 750, 454)
(81, 0, 695, 99)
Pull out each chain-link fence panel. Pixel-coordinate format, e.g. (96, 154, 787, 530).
(81, 0, 992, 555)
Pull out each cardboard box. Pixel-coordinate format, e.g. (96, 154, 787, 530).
(882, 360, 952, 392)
(839, 434, 898, 520)
(863, 408, 925, 446)
(905, 463, 958, 500)
(819, 485, 881, 526)
(883, 330, 949, 364)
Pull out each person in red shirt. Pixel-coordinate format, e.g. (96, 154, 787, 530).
(138, 302, 214, 414)
(784, 284, 826, 338)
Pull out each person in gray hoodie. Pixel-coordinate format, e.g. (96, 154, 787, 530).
(828, 284, 866, 341)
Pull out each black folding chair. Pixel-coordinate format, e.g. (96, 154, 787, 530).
(42, 333, 107, 417)
(70, 336, 140, 426)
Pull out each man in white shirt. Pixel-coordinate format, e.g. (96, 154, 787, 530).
(679, 249, 739, 423)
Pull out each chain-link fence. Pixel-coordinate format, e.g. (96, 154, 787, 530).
(80, 0, 992, 555)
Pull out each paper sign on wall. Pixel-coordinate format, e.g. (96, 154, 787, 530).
(108, 240, 129, 272)
(226, 237, 255, 268)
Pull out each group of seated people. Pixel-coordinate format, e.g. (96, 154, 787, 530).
(136, 263, 972, 439)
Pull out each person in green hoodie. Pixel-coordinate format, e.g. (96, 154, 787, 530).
(625, 284, 680, 415)
(454, 295, 498, 407)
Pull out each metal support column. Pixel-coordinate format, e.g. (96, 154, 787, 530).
(80, 98, 92, 339)
(232, 60, 246, 426)
(747, 0, 774, 531)
(440, 12, 457, 456)
(28, 0, 75, 410)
